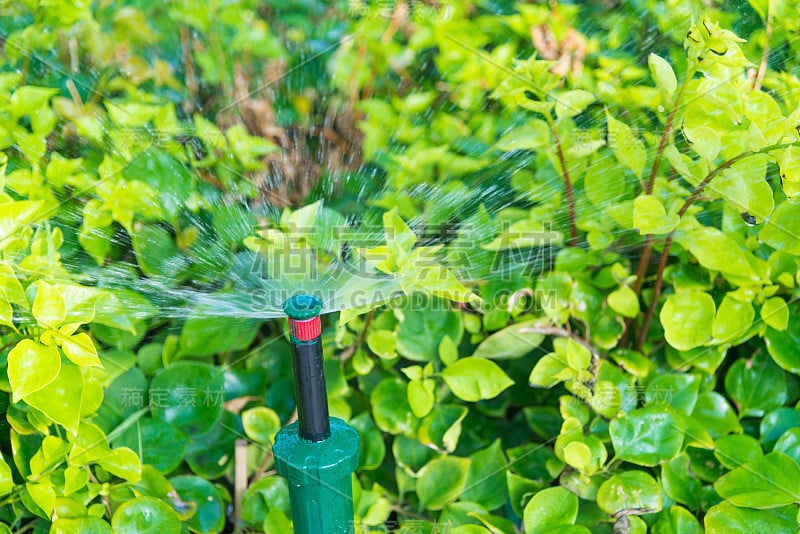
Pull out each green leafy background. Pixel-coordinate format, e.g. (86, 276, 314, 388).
(0, 0, 800, 533)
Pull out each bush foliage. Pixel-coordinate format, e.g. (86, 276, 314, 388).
(1, 0, 800, 532)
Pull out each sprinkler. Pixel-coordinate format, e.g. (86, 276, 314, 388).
(272, 294, 360, 534)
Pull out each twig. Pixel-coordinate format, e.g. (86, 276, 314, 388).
(753, 3, 774, 92)
(550, 122, 578, 246)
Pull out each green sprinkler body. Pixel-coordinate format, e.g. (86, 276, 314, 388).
(273, 295, 360, 534)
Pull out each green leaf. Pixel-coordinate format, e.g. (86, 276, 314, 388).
(418, 404, 467, 453)
(150, 362, 225, 436)
(661, 453, 702, 509)
(496, 120, 550, 151)
(123, 149, 194, 220)
(607, 112, 646, 178)
(0, 457, 12, 496)
(367, 329, 397, 359)
(760, 201, 800, 255)
(114, 418, 187, 473)
(370, 378, 417, 435)
(416, 456, 470, 510)
(524, 487, 578, 533)
(407, 378, 436, 418)
(714, 434, 763, 469)
(597, 471, 661, 515)
(132, 225, 185, 280)
(563, 441, 592, 472)
(679, 226, 760, 282)
(705, 502, 798, 534)
(633, 195, 679, 235)
(610, 406, 684, 466)
(774, 428, 800, 465)
(555, 90, 595, 119)
(608, 286, 639, 318)
(170, 475, 225, 534)
(461, 440, 508, 510)
(61, 332, 102, 367)
(32, 280, 66, 329)
(714, 452, 800, 508)
(111, 496, 182, 534)
(242, 407, 281, 445)
(652, 506, 703, 534)
(25, 363, 84, 433)
(584, 151, 627, 209)
(439, 335, 459, 366)
(565, 339, 591, 371)
(440, 357, 514, 402)
(724, 351, 787, 417)
(761, 298, 789, 331)
(691, 392, 743, 437)
(0, 200, 43, 247)
(684, 125, 721, 161)
(648, 53, 677, 97)
(97, 447, 142, 482)
(395, 299, 462, 362)
(7, 339, 61, 401)
(350, 413, 386, 471)
(765, 312, 800, 374)
(711, 295, 754, 344)
(472, 320, 545, 360)
(660, 291, 716, 351)
(178, 315, 261, 358)
(529, 353, 574, 388)
(51, 517, 112, 534)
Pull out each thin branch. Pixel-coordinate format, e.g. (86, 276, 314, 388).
(753, 3, 774, 92)
(550, 122, 578, 246)
(645, 67, 696, 194)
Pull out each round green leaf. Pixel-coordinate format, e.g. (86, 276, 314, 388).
(370, 378, 417, 434)
(51, 517, 112, 534)
(761, 297, 789, 331)
(711, 295, 754, 344)
(150, 362, 224, 436)
(395, 300, 462, 362)
(610, 406, 684, 466)
(524, 487, 579, 534)
(714, 434, 763, 469)
(765, 312, 800, 374)
(633, 195, 679, 235)
(114, 418, 187, 473)
(242, 406, 281, 445)
(660, 291, 715, 351)
(690, 392, 742, 437)
(8, 339, 61, 401)
(705, 502, 798, 534)
(760, 200, 800, 254)
(25, 363, 83, 433)
(111, 496, 181, 534)
(714, 451, 800, 508)
(461, 439, 508, 510)
(416, 456, 470, 510)
(440, 357, 514, 402)
(472, 320, 544, 360)
(724, 351, 787, 417)
(170, 475, 225, 534)
(608, 286, 639, 318)
(597, 471, 661, 515)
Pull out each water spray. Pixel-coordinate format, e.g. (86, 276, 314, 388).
(273, 294, 360, 534)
